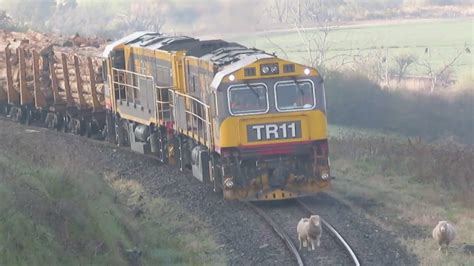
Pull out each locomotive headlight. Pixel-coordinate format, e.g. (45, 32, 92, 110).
(304, 68, 311, 75)
(224, 178, 235, 189)
(261, 63, 279, 75)
(321, 171, 330, 180)
(229, 74, 235, 81)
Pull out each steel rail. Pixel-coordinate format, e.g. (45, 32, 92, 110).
(296, 199, 361, 266)
(243, 201, 304, 266)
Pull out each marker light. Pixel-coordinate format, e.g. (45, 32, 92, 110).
(304, 68, 311, 75)
(321, 171, 330, 180)
(229, 74, 235, 81)
(224, 178, 235, 188)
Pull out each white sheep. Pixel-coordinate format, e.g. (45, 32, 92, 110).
(432, 221, 456, 251)
(297, 215, 322, 251)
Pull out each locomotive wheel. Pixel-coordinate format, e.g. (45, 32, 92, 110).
(116, 119, 129, 147)
(99, 123, 108, 140)
(86, 120, 103, 140)
(40, 110, 48, 127)
(86, 120, 93, 138)
(45, 113, 55, 128)
(56, 113, 66, 132)
(0, 104, 6, 116)
(24, 107, 34, 126)
(63, 115, 72, 133)
(105, 112, 116, 144)
(10, 107, 21, 122)
(213, 176, 223, 194)
(211, 158, 223, 194)
(69, 118, 81, 135)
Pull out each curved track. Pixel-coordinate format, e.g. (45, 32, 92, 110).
(246, 199, 360, 266)
(243, 201, 304, 266)
(296, 199, 361, 266)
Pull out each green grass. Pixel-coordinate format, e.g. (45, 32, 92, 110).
(0, 154, 224, 265)
(328, 132, 474, 265)
(329, 124, 404, 140)
(233, 19, 473, 77)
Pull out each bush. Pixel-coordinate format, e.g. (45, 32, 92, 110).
(325, 71, 474, 144)
(330, 137, 474, 206)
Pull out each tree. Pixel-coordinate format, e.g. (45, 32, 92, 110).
(54, 0, 77, 10)
(118, 0, 167, 34)
(418, 47, 470, 92)
(266, 0, 289, 23)
(2, 0, 56, 30)
(265, 0, 358, 76)
(394, 53, 417, 85)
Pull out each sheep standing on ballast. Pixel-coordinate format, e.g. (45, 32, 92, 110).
(297, 215, 322, 251)
(432, 221, 456, 251)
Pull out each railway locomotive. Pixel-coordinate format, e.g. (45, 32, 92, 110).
(1, 31, 331, 201)
(102, 32, 331, 200)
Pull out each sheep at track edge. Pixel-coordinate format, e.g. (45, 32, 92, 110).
(297, 215, 322, 251)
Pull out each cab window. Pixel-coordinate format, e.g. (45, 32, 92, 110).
(228, 84, 268, 115)
(275, 80, 315, 112)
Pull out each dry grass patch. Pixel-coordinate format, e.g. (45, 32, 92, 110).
(329, 134, 474, 264)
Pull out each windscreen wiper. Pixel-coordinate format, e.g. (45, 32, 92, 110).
(246, 83, 260, 98)
(292, 78, 305, 96)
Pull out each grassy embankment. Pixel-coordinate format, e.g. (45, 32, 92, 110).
(328, 126, 473, 265)
(235, 19, 473, 77)
(322, 68, 473, 264)
(325, 71, 474, 144)
(0, 154, 224, 265)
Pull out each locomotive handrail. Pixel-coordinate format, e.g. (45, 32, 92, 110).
(111, 68, 212, 148)
(168, 89, 212, 148)
(172, 89, 210, 108)
(155, 85, 173, 124)
(112, 67, 154, 80)
(112, 68, 154, 108)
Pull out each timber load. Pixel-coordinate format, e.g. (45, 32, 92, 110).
(0, 30, 107, 136)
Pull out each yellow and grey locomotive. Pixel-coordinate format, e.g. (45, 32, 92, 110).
(103, 32, 331, 200)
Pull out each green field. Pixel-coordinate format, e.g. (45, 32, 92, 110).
(232, 19, 473, 77)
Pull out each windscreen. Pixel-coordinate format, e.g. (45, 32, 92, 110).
(228, 84, 268, 115)
(275, 80, 315, 111)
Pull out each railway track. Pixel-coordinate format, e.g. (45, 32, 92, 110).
(245, 199, 360, 266)
(243, 201, 304, 266)
(297, 199, 361, 266)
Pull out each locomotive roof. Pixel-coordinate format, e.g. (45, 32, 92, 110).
(103, 31, 155, 57)
(105, 32, 273, 68)
(202, 46, 269, 67)
(210, 53, 274, 89)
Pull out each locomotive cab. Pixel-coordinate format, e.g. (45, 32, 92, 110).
(210, 56, 331, 200)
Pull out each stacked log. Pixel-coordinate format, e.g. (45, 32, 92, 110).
(0, 29, 106, 111)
